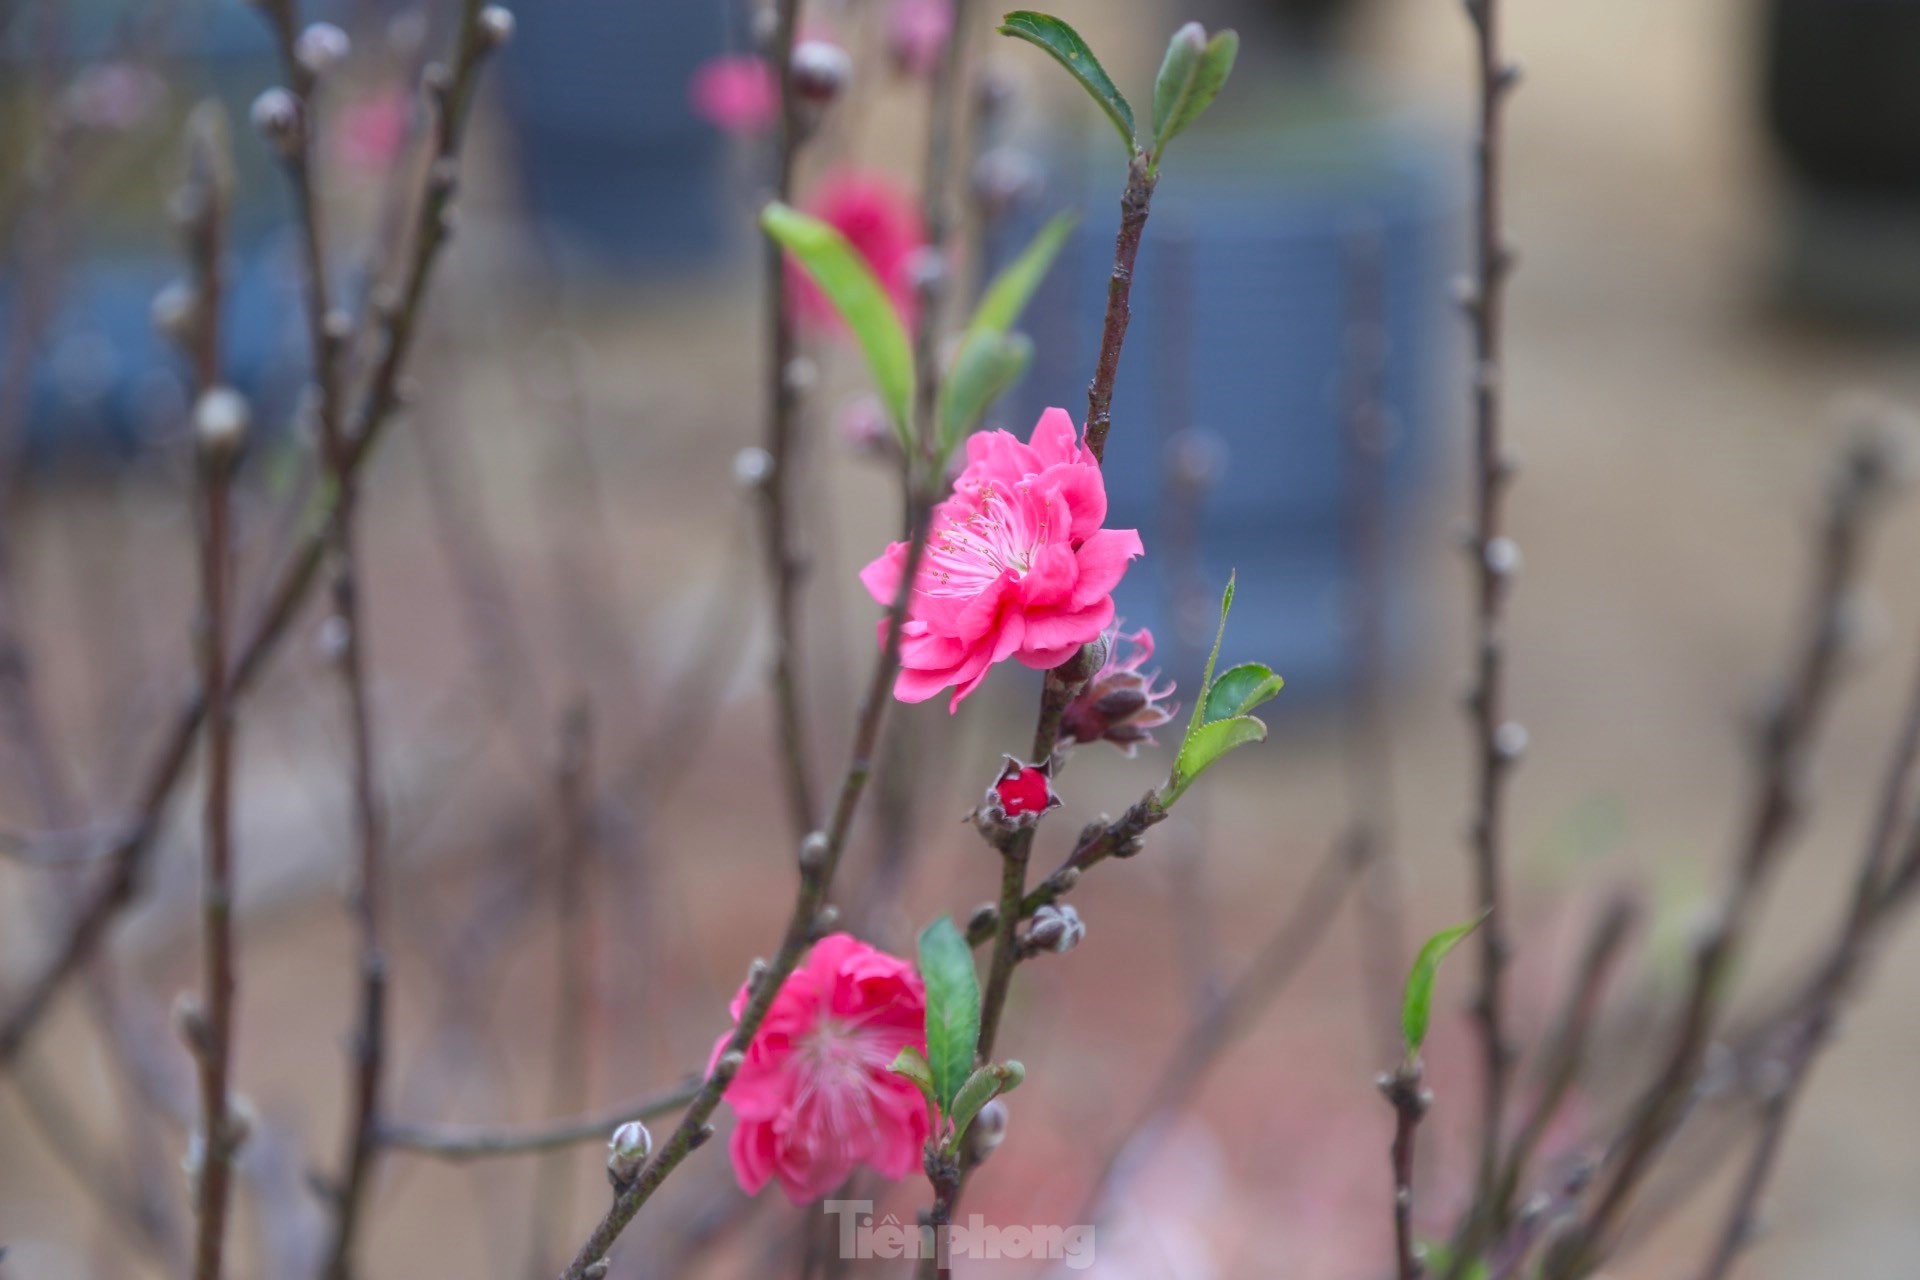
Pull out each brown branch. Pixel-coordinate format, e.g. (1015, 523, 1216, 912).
(555, 491, 938, 1279)
(1458, 0, 1524, 1216)
(174, 98, 243, 1280)
(757, 0, 818, 841)
(1542, 422, 1902, 1279)
(1079, 838, 1357, 1221)
(1696, 631, 1920, 1280)
(527, 704, 600, 1274)
(0, 0, 504, 1071)
(379, 1079, 702, 1163)
(1381, 1063, 1431, 1280)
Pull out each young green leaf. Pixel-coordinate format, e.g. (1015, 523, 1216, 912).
(1402, 912, 1489, 1063)
(1184, 572, 1237, 744)
(1203, 662, 1284, 724)
(939, 331, 1033, 456)
(1164, 713, 1266, 806)
(917, 916, 982, 1113)
(762, 201, 916, 444)
(942, 1060, 1025, 1153)
(998, 12, 1135, 151)
(889, 1045, 940, 1119)
(971, 211, 1076, 334)
(1150, 24, 1238, 163)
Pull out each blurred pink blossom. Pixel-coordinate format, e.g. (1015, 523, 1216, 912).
(789, 169, 926, 333)
(887, 0, 952, 76)
(714, 933, 930, 1203)
(690, 53, 779, 135)
(333, 88, 411, 174)
(861, 408, 1144, 710)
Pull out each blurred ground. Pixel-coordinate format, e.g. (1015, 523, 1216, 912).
(5, 0, 1920, 1277)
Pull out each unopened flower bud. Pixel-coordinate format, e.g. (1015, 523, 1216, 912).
(295, 22, 351, 77)
(966, 902, 998, 936)
(477, 5, 516, 49)
(985, 757, 1057, 830)
(1493, 720, 1529, 762)
(733, 446, 773, 490)
(607, 1119, 652, 1184)
(173, 990, 210, 1056)
(1483, 535, 1522, 577)
(790, 40, 851, 104)
(250, 87, 302, 156)
(193, 387, 250, 464)
(1060, 625, 1177, 756)
(970, 1098, 1009, 1156)
(151, 281, 199, 346)
(798, 830, 829, 873)
(1027, 903, 1083, 954)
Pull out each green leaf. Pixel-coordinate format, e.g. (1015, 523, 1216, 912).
(1419, 1243, 1488, 1280)
(1184, 572, 1237, 744)
(942, 1060, 1024, 1153)
(998, 12, 1135, 150)
(889, 1045, 938, 1107)
(1402, 912, 1489, 1063)
(762, 202, 916, 444)
(971, 211, 1076, 334)
(1165, 713, 1266, 806)
(939, 332, 1033, 457)
(1204, 662, 1284, 724)
(1150, 24, 1238, 162)
(917, 916, 982, 1113)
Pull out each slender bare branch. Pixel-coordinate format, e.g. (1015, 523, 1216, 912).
(380, 1079, 702, 1163)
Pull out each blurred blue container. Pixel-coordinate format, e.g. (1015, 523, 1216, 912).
(0, 0, 313, 462)
(498, 0, 737, 269)
(1002, 99, 1460, 698)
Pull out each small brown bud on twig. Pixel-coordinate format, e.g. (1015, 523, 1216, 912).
(477, 5, 516, 50)
(606, 1120, 652, 1187)
(967, 902, 998, 936)
(1493, 720, 1528, 762)
(173, 991, 210, 1056)
(791, 40, 851, 104)
(1483, 535, 1522, 577)
(193, 387, 250, 465)
(151, 282, 199, 346)
(811, 905, 840, 937)
(249, 87, 302, 157)
(970, 1099, 1009, 1159)
(734, 446, 774, 490)
(1025, 903, 1084, 955)
(689, 1122, 717, 1151)
(797, 830, 829, 874)
(711, 1050, 745, 1086)
(581, 1263, 610, 1280)
(295, 22, 352, 77)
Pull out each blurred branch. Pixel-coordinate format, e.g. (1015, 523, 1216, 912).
(1543, 421, 1904, 1278)
(1079, 837, 1357, 1222)
(380, 1078, 702, 1162)
(556, 490, 938, 1279)
(1697, 628, 1920, 1280)
(1382, 1063, 1430, 1280)
(527, 704, 600, 1274)
(759, 0, 819, 842)
(0, 0, 506, 1072)
(176, 100, 243, 1280)
(1457, 0, 1524, 1217)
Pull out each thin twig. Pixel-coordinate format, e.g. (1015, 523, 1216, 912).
(380, 1078, 702, 1162)
(1381, 1064, 1431, 1280)
(1543, 425, 1900, 1278)
(176, 99, 241, 1280)
(0, 0, 504, 1068)
(1696, 633, 1920, 1280)
(1458, 0, 1523, 1216)
(555, 491, 938, 1279)
(758, 0, 818, 841)
(527, 704, 599, 1274)
(1079, 838, 1357, 1221)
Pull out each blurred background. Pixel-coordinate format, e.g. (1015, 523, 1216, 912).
(4, 0, 1920, 1276)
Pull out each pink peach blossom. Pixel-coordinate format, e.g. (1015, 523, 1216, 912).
(690, 54, 779, 135)
(790, 170, 926, 334)
(1060, 623, 1177, 754)
(860, 408, 1145, 710)
(715, 933, 930, 1204)
(887, 0, 952, 76)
